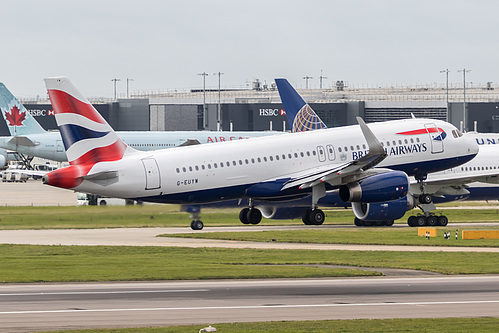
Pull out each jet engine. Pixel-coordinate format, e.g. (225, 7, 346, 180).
(0, 149, 8, 168)
(351, 195, 415, 221)
(339, 171, 409, 203)
(259, 206, 306, 220)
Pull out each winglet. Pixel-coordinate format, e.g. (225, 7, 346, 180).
(356, 117, 387, 170)
(275, 78, 327, 132)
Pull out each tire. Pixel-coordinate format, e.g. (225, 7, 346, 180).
(239, 208, 251, 224)
(302, 208, 313, 225)
(308, 209, 325, 225)
(426, 215, 438, 226)
(246, 208, 262, 225)
(407, 216, 416, 227)
(385, 220, 394, 226)
(419, 194, 432, 204)
(438, 215, 449, 226)
(415, 216, 426, 226)
(99, 200, 107, 206)
(354, 218, 364, 227)
(190, 220, 204, 230)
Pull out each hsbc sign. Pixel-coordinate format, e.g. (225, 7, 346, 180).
(259, 108, 286, 116)
(28, 109, 55, 117)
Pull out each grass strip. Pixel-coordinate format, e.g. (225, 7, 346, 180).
(1, 205, 499, 229)
(1, 244, 498, 283)
(164, 227, 499, 247)
(35, 317, 499, 333)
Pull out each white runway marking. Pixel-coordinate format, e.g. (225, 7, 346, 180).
(1, 300, 498, 315)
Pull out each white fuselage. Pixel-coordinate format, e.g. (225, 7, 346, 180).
(66, 118, 477, 204)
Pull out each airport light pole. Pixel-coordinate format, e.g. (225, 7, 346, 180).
(440, 69, 450, 121)
(126, 78, 134, 98)
(197, 72, 208, 129)
(213, 72, 224, 131)
(319, 70, 327, 89)
(458, 68, 472, 132)
(111, 78, 121, 100)
(303, 76, 313, 89)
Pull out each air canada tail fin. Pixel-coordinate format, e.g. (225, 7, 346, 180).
(275, 78, 327, 132)
(0, 82, 47, 136)
(44, 77, 134, 166)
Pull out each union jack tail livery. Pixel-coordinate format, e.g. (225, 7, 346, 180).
(44, 77, 134, 166)
(0, 82, 46, 136)
(275, 78, 327, 132)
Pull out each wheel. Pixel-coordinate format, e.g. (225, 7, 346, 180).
(246, 208, 262, 225)
(190, 220, 204, 230)
(239, 208, 251, 224)
(363, 220, 374, 227)
(99, 200, 107, 206)
(302, 208, 313, 225)
(419, 193, 432, 204)
(385, 220, 394, 226)
(308, 209, 325, 225)
(407, 216, 416, 227)
(354, 218, 364, 227)
(438, 215, 448, 226)
(415, 216, 426, 226)
(426, 215, 438, 226)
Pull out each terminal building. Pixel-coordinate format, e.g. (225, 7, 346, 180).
(3, 80, 499, 136)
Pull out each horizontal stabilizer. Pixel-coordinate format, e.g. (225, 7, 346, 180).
(8, 136, 39, 147)
(83, 170, 119, 186)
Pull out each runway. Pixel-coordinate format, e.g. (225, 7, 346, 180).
(1, 227, 498, 252)
(0, 276, 498, 332)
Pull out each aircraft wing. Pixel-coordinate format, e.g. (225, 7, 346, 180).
(281, 117, 387, 191)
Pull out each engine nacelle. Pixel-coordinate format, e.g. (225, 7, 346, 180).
(339, 171, 409, 203)
(259, 206, 305, 220)
(352, 196, 415, 221)
(0, 154, 6, 168)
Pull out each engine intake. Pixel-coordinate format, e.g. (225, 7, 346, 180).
(339, 171, 409, 203)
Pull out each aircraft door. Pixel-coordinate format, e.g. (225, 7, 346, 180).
(317, 146, 326, 162)
(56, 140, 64, 152)
(425, 123, 444, 154)
(326, 144, 336, 161)
(141, 158, 161, 190)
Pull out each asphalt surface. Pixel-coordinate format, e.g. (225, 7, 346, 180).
(1, 276, 498, 332)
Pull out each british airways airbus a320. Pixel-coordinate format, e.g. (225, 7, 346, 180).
(42, 77, 478, 230)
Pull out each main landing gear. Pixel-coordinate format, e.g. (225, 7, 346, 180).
(354, 218, 394, 227)
(406, 175, 449, 227)
(187, 206, 204, 230)
(239, 199, 263, 225)
(302, 208, 325, 225)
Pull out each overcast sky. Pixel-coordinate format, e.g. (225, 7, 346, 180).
(2, 0, 498, 98)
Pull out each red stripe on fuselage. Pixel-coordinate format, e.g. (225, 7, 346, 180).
(47, 89, 107, 124)
(397, 127, 444, 135)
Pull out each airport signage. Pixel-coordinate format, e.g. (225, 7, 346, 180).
(28, 109, 55, 117)
(259, 108, 286, 117)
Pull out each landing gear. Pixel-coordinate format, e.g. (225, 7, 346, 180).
(190, 219, 204, 230)
(239, 200, 262, 225)
(407, 213, 448, 227)
(302, 208, 325, 225)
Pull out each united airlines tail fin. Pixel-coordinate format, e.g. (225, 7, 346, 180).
(275, 78, 327, 132)
(44, 77, 134, 166)
(0, 82, 47, 136)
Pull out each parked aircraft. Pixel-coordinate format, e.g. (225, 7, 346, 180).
(41, 77, 477, 229)
(0, 82, 280, 162)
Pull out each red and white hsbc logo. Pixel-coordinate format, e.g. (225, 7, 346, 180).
(28, 109, 55, 116)
(259, 108, 286, 116)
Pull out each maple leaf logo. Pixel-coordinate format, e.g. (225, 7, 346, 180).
(5, 105, 26, 126)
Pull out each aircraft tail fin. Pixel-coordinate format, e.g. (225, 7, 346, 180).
(275, 78, 327, 132)
(44, 77, 134, 166)
(0, 82, 47, 136)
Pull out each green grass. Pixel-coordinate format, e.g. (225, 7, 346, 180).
(35, 317, 499, 333)
(1, 244, 498, 283)
(1, 205, 499, 229)
(164, 227, 499, 247)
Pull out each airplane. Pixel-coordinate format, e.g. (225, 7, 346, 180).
(0, 82, 281, 163)
(41, 77, 478, 230)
